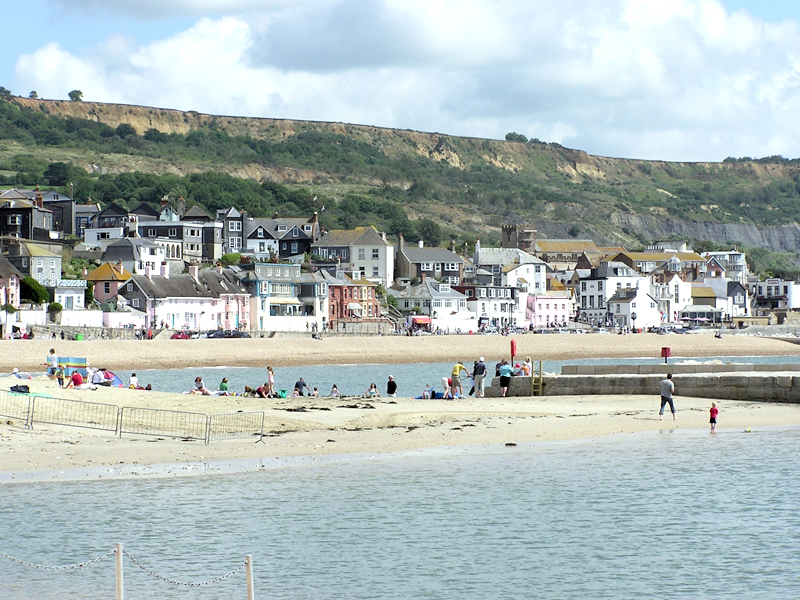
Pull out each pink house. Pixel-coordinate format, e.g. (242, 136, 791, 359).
(85, 261, 132, 305)
(0, 254, 22, 308)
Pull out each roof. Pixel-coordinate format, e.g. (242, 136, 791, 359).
(475, 247, 544, 266)
(615, 251, 705, 262)
(17, 242, 60, 258)
(85, 261, 132, 283)
(535, 239, 599, 253)
(313, 226, 390, 248)
(183, 205, 211, 220)
(0, 254, 22, 279)
(129, 273, 211, 300)
(0, 197, 52, 213)
(103, 238, 162, 262)
(401, 247, 463, 263)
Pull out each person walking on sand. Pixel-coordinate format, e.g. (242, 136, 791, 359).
(710, 402, 719, 432)
(659, 373, 676, 420)
(472, 357, 487, 398)
(45, 348, 58, 377)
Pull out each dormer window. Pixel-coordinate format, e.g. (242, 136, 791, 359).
(304, 224, 312, 232)
(277, 225, 287, 232)
(439, 284, 450, 292)
(257, 229, 264, 238)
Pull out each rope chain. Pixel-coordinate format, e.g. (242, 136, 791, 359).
(122, 549, 247, 587)
(0, 549, 115, 571)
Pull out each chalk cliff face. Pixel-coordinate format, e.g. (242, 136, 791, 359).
(12, 98, 800, 254)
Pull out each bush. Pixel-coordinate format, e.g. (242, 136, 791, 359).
(20, 277, 49, 304)
(48, 302, 63, 313)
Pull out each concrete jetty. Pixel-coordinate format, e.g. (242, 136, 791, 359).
(486, 363, 800, 402)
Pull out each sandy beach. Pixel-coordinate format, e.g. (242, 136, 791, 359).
(3, 329, 800, 480)
(2, 330, 800, 372)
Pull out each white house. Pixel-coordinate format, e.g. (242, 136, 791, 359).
(578, 261, 648, 326)
(607, 287, 661, 330)
(313, 226, 395, 288)
(526, 292, 573, 329)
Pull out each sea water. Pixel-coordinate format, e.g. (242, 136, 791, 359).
(2, 427, 800, 599)
(111, 354, 800, 397)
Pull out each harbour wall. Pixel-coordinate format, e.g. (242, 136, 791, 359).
(486, 364, 800, 402)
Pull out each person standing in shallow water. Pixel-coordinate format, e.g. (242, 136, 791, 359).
(387, 375, 397, 398)
(710, 402, 719, 432)
(659, 373, 676, 420)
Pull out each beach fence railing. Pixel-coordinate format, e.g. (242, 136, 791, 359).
(0, 390, 32, 426)
(30, 396, 121, 433)
(208, 411, 265, 442)
(120, 407, 209, 442)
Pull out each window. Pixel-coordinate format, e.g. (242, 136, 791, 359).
(372, 248, 379, 259)
(440, 284, 450, 292)
(445, 262, 458, 271)
(229, 221, 241, 231)
(359, 249, 366, 260)
(98, 232, 109, 240)
(169, 228, 177, 237)
(372, 266, 379, 277)
(304, 224, 313, 232)
(341, 249, 348, 259)
(7, 216, 20, 225)
(257, 229, 264, 238)
(489, 289, 496, 298)
(598, 281, 603, 291)
(291, 242, 298, 254)
(127, 282, 134, 291)
(132, 298, 139, 308)
(277, 225, 287, 232)
(479, 288, 486, 298)
(420, 262, 433, 271)
(581, 282, 586, 291)
(104, 282, 110, 294)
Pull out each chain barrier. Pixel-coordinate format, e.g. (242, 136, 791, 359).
(122, 549, 247, 587)
(0, 549, 115, 571)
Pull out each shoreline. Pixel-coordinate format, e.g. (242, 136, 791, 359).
(4, 334, 800, 482)
(3, 374, 800, 482)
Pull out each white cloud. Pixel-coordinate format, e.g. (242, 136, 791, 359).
(14, 0, 800, 161)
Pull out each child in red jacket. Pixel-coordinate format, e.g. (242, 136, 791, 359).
(710, 402, 719, 432)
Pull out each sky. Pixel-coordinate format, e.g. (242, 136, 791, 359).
(3, 0, 800, 162)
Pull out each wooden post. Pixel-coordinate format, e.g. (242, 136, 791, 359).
(246, 554, 254, 600)
(115, 543, 124, 600)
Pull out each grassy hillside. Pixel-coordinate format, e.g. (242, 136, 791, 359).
(2, 95, 800, 276)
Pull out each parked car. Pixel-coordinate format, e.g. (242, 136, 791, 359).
(190, 331, 207, 339)
(229, 331, 251, 338)
(170, 331, 191, 339)
(206, 330, 225, 338)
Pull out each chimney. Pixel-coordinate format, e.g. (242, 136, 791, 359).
(382, 231, 387, 242)
(160, 262, 169, 279)
(127, 215, 139, 238)
(312, 211, 318, 224)
(449, 239, 456, 253)
(421, 273, 426, 283)
(116, 260, 124, 275)
(176, 195, 185, 218)
(274, 211, 279, 219)
(188, 264, 199, 281)
(418, 240, 424, 248)
(160, 195, 169, 210)
(144, 263, 152, 280)
(34, 186, 44, 210)
(398, 234, 404, 254)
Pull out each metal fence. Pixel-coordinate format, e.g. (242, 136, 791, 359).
(1, 393, 274, 444)
(31, 397, 120, 432)
(0, 390, 31, 426)
(208, 412, 265, 442)
(119, 407, 209, 442)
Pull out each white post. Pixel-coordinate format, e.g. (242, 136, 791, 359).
(115, 543, 124, 600)
(246, 554, 254, 600)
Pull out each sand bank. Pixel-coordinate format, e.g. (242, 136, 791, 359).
(2, 374, 800, 481)
(2, 331, 800, 373)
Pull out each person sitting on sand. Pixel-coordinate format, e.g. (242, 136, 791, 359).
(312, 386, 320, 397)
(219, 377, 230, 396)
(129, 373, 139, 389)
(422, 384, 432, 399)
(256, 383, 270, 399)
(68, 370, 96, 390)
(330, 384, 340, 397)
(365, 382, 380, 398)
(243, 385, 255, 397)
(191, 376, 211, 395)
(292, 387, 300, 397)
